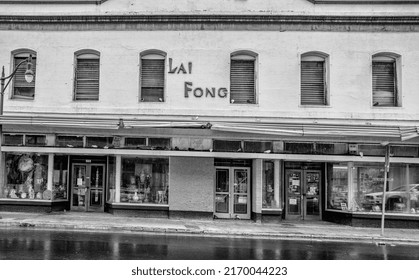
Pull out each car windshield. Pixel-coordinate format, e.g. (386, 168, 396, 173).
(391, 185, 419, 192)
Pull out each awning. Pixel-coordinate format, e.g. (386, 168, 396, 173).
(0, 115, 210, 130)
(1, 115, 418, 142)
(210, 122, 419, 142)
(400, 126, 419, 141)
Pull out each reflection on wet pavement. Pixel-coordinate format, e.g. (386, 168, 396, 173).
(0, 228, 418, 260)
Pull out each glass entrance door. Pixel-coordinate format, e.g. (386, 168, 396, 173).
(71, 164, 105, 212)
(286, 169, 321, 220)
(215, 167, 251, 219)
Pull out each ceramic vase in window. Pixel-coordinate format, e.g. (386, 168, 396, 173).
(144, 186, 150, 203)
(139, 170, 146, 184)
(129, 175, 136, 185)
(133, 191, 139, 202)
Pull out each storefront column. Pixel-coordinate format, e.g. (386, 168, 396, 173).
(274, 159, 281, 208)
(0, 152, 4, 188)
(347, 162, 354, 210)
(115, 155, 121, 203)
(47, 153, 54, 191)
(252, 159, 263, 217)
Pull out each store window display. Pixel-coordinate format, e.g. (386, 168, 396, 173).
(353, 163, 419, 214)
(52, 155, 68, 200)
(327, 163, 349, 210)
(120, 157, 169, 204)
(326, 162, 419, 214)
(262, 161, 275, 208)
(1, 153, 49, 200)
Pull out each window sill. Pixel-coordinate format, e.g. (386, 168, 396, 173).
(371, 106, 403, 109)
(10, 97, 35, 101)
(229, 103, 259, 106)
(299, 104, 331, 108)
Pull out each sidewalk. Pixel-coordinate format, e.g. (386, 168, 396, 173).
(1, 211, 419, 245)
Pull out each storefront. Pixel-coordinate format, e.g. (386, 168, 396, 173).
(1, 121, 419, 228)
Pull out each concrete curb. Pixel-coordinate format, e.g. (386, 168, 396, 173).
(1, 220, 418, 245)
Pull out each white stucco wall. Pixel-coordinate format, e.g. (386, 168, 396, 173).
(1, 29, 419, 124)
(169, 156, 214, 213)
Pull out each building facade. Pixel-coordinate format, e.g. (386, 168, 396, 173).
(1, 0, 419, 228)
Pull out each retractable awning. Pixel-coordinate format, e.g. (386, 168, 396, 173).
(210, 122, 419, 142)
(1, 115, 418, 142)
(0, 115, 210, 130)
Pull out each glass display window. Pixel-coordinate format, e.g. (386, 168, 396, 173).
(326, 163, 349, 210)
(262, 161, 275, 208)
(52, 155, 69, 200)
(107, 157, 116, 203)
(352, 163, 419, 214)
(120, 157, 169, 204)
(1, 153, 49, 200)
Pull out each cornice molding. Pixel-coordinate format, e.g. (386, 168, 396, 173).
(0, 0, 107, 4)
(1, 14, 419, 31)
(307, 0, 419, 4)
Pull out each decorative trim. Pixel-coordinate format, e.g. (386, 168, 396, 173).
(307, 0, 419, 4)
(2, 15, 419, 32)
(0, 0, 108, 4)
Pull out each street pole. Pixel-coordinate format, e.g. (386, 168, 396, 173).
(381, 144, 391, 236)
(0, 67, 5, 188)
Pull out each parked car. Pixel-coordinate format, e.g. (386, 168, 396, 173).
(362, 184, 419, 211)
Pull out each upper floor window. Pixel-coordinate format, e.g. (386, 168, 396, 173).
(300, 52, 328, 106)
(74, 50, 100, 101)
(230, 52, 257, 104)
(140, 51, 166, 102)
(12, 50, 36, 100)
(372, 53, 400, 107)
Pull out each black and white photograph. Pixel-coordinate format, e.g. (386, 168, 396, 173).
(1, 0, 419, 278)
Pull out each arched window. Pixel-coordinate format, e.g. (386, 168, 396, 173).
(74, 50, 100, 101)
(300, 52, 328, 105)
(372, 53, 400, 107)
(230, 51, 257, 104)
(11, 49, 37, 100)
(140, 50, 166, 102)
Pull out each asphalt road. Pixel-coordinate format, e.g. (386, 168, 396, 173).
(0, 228, 418, 260)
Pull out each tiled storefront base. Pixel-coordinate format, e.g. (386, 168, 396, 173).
(261, 209, 283, 223)
(324, 210, 419, 229)
(105, 203, 169, 218)
(0, 200, 67, 213)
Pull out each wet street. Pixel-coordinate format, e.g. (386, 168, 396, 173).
(0, 228, 418, 260)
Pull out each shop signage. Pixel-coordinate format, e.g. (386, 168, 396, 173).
(168, 58, 229, 99)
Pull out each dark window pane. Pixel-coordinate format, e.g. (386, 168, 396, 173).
(3, 134, 24, 146)
(125, 137, 147, 147)
(213, 140, 242, 152)
(148, 138, 170, 149)
(25, 135, 46, 146)
(56, 136, 84, 148)
(86, 137, 113, 148)
(243, 141, 273, 153)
